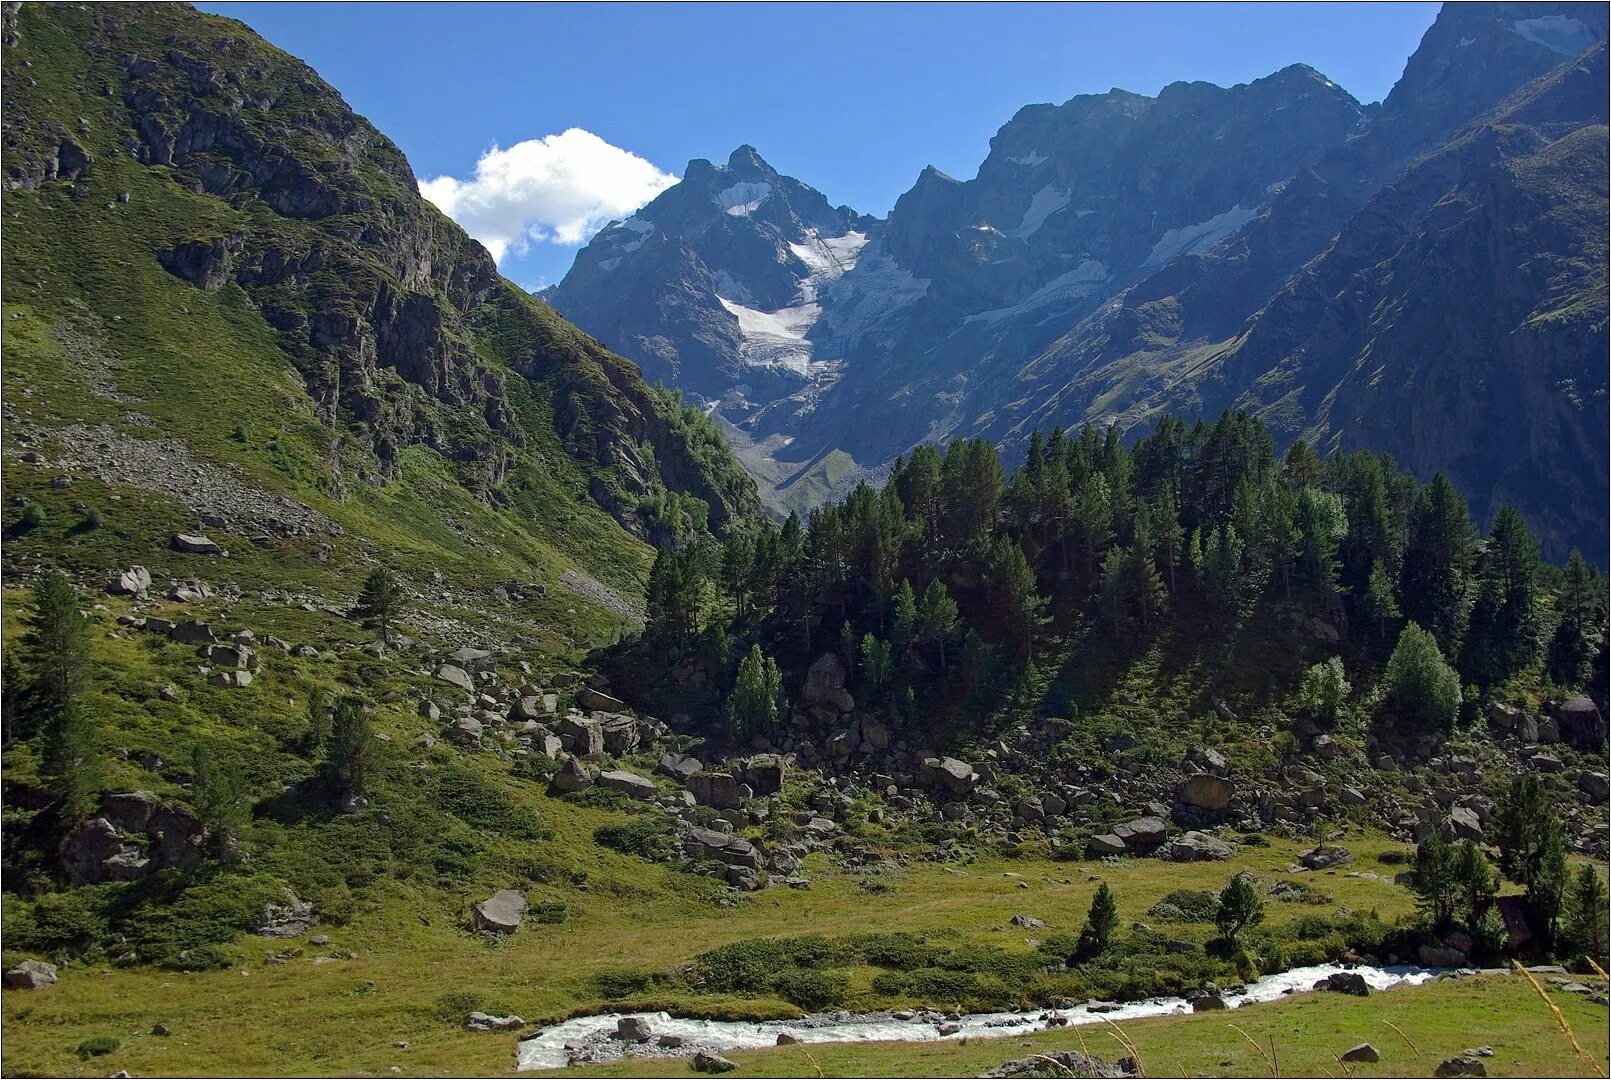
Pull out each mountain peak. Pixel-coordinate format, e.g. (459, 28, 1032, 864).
(726, 144, 776, 175)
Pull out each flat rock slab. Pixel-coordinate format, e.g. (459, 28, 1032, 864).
(473, 889, 527, 934)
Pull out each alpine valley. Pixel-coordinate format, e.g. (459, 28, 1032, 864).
(1, 4, 1608, 1080)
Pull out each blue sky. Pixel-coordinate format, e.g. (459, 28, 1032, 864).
(200, 2, 1441, 289)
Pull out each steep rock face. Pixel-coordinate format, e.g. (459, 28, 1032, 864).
(2, 2, 756, 534)
(1217, 45, 1610, 558)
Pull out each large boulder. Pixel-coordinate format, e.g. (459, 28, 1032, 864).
(1112, 816, 1167, 849)
(549, 757, 596, 793)
(925, 757, 979, 794)
(169, 619, 216, 645)
(558, 715, 604, 757)
(172, 533, 223, 555)
(107, 566, 152, 595)
(1178, 774, 1233, 812)
(598, 770, 656, 800)
(1165, 831, 1232, 862)
(472, 889, 527, 934)
(1445, 806, 1483, 842)
(981, 1050, 1139, 1078)
(3, 960, 58, 989)
(1433, 1057, 1487, 1077)
(693, 1051, 738, 1074)
(510, 694, 558, 721)
(1299, 846, 1354, 870)
(1087, 833, 1126, 857)
(741, 754, 786, 795)
(617, 1016, 653, 1041)
(578, 686, 627, 712)
(595, 712, 641, 754)
(1418, 944, 1468, 967)
(1313, 971, 1370, 996)
(801, 653, 855, 712)
(1341, 1044, 1380, 1064)
(256, 888, 316, 937)
(446, 646, 496, 672)
(1554, 696, 1607, 750)
(688, 771, 742, 809)
(435, 664, 475, 693)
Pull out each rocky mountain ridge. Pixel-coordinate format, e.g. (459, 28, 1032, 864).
(548, 3, 1608, 557)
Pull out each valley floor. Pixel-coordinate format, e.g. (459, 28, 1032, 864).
(3, 837, 1605, 1078)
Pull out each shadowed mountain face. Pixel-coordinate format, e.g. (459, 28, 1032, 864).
(549, 2, 1608, 557)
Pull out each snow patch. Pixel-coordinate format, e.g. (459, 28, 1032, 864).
(814, 242, 929, 351)
(711, 269, 754, 305)
(714, 181, 773, 217)
(789, 230, 870, 293)
(1008, 150, 1048, 166)
(717, 296, 818, 374)
(1511, 15, 1596, 56)
(1142, 204, 1258, 269)
(1008, 185, 1071, 239)
(1457, 36, 1475, 47)
(964, 260, 1110, 325)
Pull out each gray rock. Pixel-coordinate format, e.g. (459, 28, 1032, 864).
(549, 757, 596, 793)
(616, 1016, 653, 1041)
(558, 715, 605, 757)
(1165, 831, 1233, 862)
(169, 619, 216, 645)
(1191, 993, 1227, 1011)
(693, 1051, 738, 1073)
(1112, 816, 1167, 849)
(688, 770, 742, 809)
(1299, 845, 1353, 870)
(1445, 806, 1483, 842)
(925, 756, 979, 794)
(1313, 971, 1369, 996)
(980, 1050, 1138, 1078)
(1433, 1057, 1486, 1077)
(472, 889, 527, 934)
(464, 1011, 524, 1031)
(107, 566, 152, 595)
(435, 664, 475, 693)
(1010, 914, 1045, 929)
(172, 533, 222, 555)
(1554, 695, 1606, 750)
(598, 770, 656, 800)
(256, 888, 316, 938)
(1178, 774, 1233, 811)
(578, 686, 627, 712)
(1087, 833, 1126, 857)
(3, 959, 58, 989)
(1578, 771, 1609, 803)
(1417, 944, 1467, 967)
(1341, 1044, 1380, 1063)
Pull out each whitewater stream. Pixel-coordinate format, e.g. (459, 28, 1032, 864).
(516, 963, 1439, 1070)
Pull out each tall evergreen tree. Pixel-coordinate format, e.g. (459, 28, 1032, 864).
(1462, 506, 1544, 685)
(729, 645, 784, 737)
(1547, 550, 1603, 688)
(1400, 474, 1477, 654)
(353, 565, 402, 647)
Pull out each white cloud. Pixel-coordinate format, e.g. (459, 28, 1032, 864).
(420, 128, 677, 263)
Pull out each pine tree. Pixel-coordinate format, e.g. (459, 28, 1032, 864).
(859, 634, 893, 696)
(326, 696, 376, 808)
(890, 580, 919, 653)
(1400, 474, 1477, 654)
(353, 565, 402, 647)
(729, 645, 783, 737)
(1077, 882, 1119, 957)
(22, 572, 90, 719)
(1362, 558, 1401, 641)
(1451, 840, 1497, 926)
(1566, 866, 1609, 963)
(43, 701, 99, 821)
(191, 744, 248, 863)
(1216, 873, 1264, 943)
(1462, 506, 1544, 686)
(1547, 550, 1603, 688)
(1410, 834, 1457, 928)
(917, 579, 959, 669)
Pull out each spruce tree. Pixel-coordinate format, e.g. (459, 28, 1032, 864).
(22, 572, 90, 719)
(1216, 873, 1264, 944)
(1077, 882, 1119, 957)
(326, 696, 376, 808)
(353, 565, 401, 647)
(917, 579, 959, 669)
(1547, 550, 1603, 688)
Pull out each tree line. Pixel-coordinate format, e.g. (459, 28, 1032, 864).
(640, 410, 1605, 740)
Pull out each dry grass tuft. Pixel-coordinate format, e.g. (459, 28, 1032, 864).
(1514, 961, 1606, 1079)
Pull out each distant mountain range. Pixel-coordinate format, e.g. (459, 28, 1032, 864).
(546, 2, 1608, 559)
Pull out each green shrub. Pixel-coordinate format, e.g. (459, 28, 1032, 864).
(76, 1035, 119, 1059)
(16, 504, 44, 532)
(870, 971, 907, 996)
(905, 968, 978, 1003)
(594, 815, 680, 862)
(595, 969, 654, 999)
(1148, 889, 1219, 922)
(772, 967, 849, 1010)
